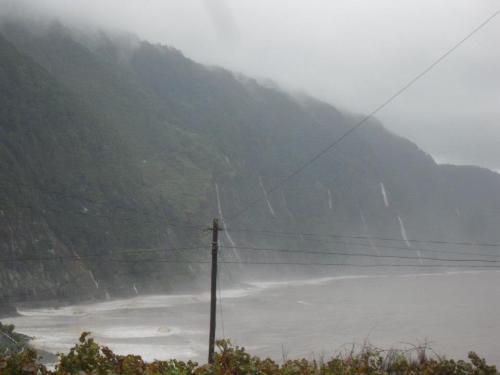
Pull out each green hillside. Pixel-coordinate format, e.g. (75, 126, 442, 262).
(1, 20, 500, 309)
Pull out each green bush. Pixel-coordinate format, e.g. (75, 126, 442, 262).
(0, 332, 497, 375)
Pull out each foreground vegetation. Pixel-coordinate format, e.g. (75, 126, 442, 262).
(0, 323, 30, 354)
(0, 332, 497, 375)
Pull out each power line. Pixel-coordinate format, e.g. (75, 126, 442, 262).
(0, 246, 206, 264)
(226, 8, 500, 222)
(216, 261, 500, 269)
(220, 245, 500, 263)
(2, 259, 499, 303)
(2, 242, 499, 265)
(4, 193, 500, 259)
(4, 257, 494, 269)
(226, 231, 500, 258)
(228, 227, 500, 249)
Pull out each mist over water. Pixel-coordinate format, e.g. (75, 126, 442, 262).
(6, 270, 500, 366)
(1, 4, 499, 371)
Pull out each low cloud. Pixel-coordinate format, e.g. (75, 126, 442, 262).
(1, 0, 499, 169)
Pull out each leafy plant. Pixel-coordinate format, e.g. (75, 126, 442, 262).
(1, 333, 497, 375)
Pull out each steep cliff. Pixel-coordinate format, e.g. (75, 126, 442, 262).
(1, 21, 499, 308)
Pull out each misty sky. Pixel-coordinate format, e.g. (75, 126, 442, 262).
(3, 0, 500, 170)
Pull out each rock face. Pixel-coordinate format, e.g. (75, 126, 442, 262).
(1, 20, 499, 307)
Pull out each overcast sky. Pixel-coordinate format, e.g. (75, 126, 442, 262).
(3, 0, 500, 170)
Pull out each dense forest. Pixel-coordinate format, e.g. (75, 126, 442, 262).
(1, 18, 500, 311)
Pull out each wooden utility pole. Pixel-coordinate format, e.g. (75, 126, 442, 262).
(208, 218, 219, 364)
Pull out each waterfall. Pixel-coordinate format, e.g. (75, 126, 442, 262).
(258, 176, 277, 217)
(360, 210, 380, 256)
(88, 270, 99, 289)
(214, 183, 241, 261)
(380, 182, 389, 208)
(133, 283, 139, 295)
(327, 189, 333, 210)
(398, 216, 423, 265)
(281, 191, 294, 218)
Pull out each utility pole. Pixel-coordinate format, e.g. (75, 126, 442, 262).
(208, 218, 219, 364)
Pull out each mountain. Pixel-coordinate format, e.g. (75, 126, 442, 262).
(1, 19, 499, 312)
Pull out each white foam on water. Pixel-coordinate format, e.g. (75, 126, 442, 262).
(249, 270, 499, 292)
(97, 326, 203, 339)
(258, 176, 276, 217)
(443, 269, 491, 276)
(9, 270, 500, 368)
(247, 275, 370, 290)
(380, 182, 389, 207)
(16, 269, 494, 318)
(16, 293, 204, 317)
(23, 267, 481, 320)
(108, 343, 203, 362)
(219, 287, 257, 299)
(29, 336, 76, 355)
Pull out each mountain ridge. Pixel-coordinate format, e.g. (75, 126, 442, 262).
(1, 19, 499, 311)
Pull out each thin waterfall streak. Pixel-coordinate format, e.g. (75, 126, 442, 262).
(215, 183, 241, 261)
(88, 270, 99, 289)
(360, 209, 381, 257)
(380, 182, 389, 208)
(397, 216, 411, 248)
(398, 216, 423, 265)
(258, 176, 276, 217)
(281, 191, 294, 218)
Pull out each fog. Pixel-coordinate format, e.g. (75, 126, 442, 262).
(3, 2, 500, 369)
(6, 270, 500, 365)
(1, 0, 499, 170)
